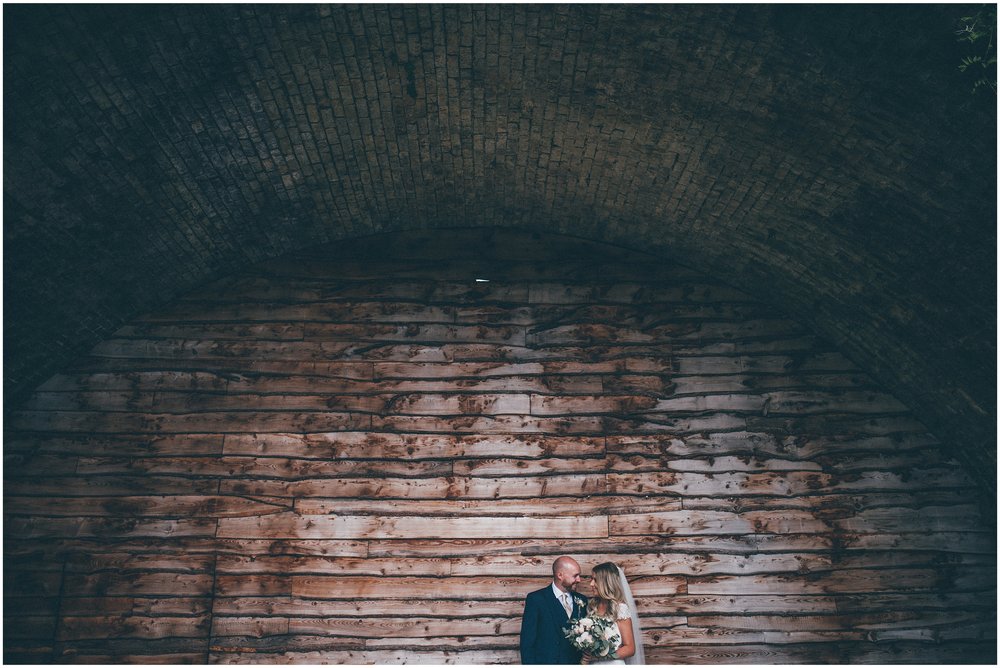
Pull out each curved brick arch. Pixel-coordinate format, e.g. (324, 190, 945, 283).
(4, 4, 995, 495)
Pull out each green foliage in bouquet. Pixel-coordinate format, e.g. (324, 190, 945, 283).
(564, 615, 620, 660)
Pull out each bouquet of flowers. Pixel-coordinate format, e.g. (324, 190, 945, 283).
(564, 615, 619, 660)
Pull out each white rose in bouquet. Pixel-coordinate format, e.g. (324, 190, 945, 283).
(563, 615, 618, 659)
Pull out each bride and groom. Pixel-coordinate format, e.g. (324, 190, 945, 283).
(519, 556, 645, 665)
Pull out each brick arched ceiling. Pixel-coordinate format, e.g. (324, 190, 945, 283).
(5, 5, 996, 492)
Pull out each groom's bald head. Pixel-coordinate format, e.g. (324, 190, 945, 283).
(552, 556, 578, 577)
(552, 556, 582, 592)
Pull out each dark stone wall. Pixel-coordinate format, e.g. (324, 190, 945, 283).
(4, 5, 995, 493)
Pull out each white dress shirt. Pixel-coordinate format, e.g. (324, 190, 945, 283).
(551, 582, 573, 617)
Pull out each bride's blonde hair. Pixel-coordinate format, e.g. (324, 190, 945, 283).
(587, 561, 625, 617)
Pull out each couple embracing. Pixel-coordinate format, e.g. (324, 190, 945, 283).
(519, 556, 644, 665)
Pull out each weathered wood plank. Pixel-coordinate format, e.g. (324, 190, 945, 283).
(218, 550, 837, 579)
(58, 615, 211, 640)
(216, 513, 609, 539)
(89, 339, 379, 361)
(51, 635, 214, 658)
(745, 414, 930, 435)
(210, 597, 522, 617)
(614, 450, 955, 475)
(671, 337, 822, 356)
(207, 636, 361, 653)
(209, 648, 520, 664)
(451, 456, 607, 476)
(383, 393, 532, 416)
(226, 373, 608, 395)
(607, 467, 975, 497)
(23, 391, 157, 412)
(831, 504, 989, 533)
(63, 553, 215, 573)
(221, 473, 608, 499)
(4, 517, 219, 539)
(606, 431, 941, 460)
(355, 635, 521, 649)
(529, 394, 664, 415)
(4, 495, 289, 518)
(9, 410, 369, 434)
(289, 576, 558, 600)
(685, 566, 994, 595)
(527, 282, 755, 305)
(137, 302, 457, 324)
(215, 555, 450, 576)
(4, 476, 221, 497)
(76, 456, 449, 479)
(673, 352, 857, 375)
(676, 488, 979, 513)
(215, 575, 291, 597)
(4, 433, 226, 456)
(59, 597, 212, 616)
(220, 433, 605, 460)
(25, 392, 390, 414)
(688, 609, 988, 631)
(668, 372, 875, 394)
(526, 319, 804, 345)
(115, 323, 305, 340)
(59, 653, 206, 664)
(62, 573, 214, 597)
(65, 359, 375, 379)
(37, 371, 231, 393)
(832, 590, 997, 613)
(362, 534, 842, 558)
(607, 390, 907, 416)
(654, 590, 994, 616)
(446, 552, 833, 577)
(284, 616, 520, 638)
(304, 323, 528, 345)
(371, 412, 747, 434)
(293, 496, 683, 517)
(211, 616, 289, 638)
(610, 454, 823, 473)
(3, 538, 369, 560)
(609, 509, 830, 536)
(372, 360, 669, 378)
(113, 322, 529, 346)
(645, 641, 994, 664)
(602, 374, 676, 395)
(155, 342, 655, 364)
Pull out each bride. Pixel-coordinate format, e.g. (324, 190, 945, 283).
(581, 562, 645, 665)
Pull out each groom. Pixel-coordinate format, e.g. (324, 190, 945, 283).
(519, 556, 588, 664)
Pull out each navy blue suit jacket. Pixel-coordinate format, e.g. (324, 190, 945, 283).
(519, 585, 588, 665)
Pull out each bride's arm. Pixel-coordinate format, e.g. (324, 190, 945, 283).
(615, 618, 636, 660)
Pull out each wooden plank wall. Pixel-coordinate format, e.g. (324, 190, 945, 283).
(4, 230, 995, 664)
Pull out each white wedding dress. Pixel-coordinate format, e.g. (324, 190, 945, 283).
(589, 601, 631, 666)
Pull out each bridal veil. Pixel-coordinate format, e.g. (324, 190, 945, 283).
(616, 565, 645, 665)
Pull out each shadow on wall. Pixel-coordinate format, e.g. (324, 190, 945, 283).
(3, 229, 995, 664)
